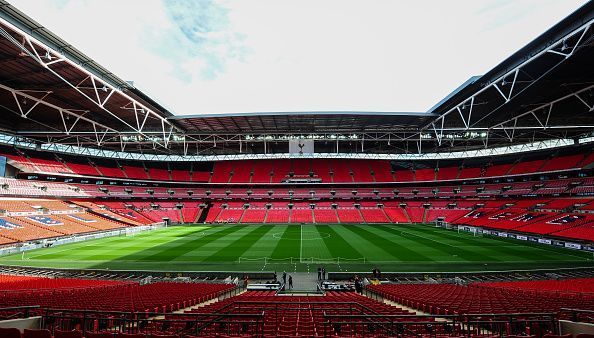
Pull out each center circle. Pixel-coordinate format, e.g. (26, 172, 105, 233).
(272, 231, 330, 240)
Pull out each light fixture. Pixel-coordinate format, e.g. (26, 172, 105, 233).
(561, 39, 568, 51)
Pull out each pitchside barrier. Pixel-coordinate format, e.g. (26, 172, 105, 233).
(436, 221, 594, 253)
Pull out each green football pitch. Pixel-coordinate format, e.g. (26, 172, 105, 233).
(0, 224, 592, 273)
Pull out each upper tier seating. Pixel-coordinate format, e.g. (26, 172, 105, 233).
(350, 161, 374, 182)
(508, 160, 546, 175)
(190, 171, 211, 182)
(485, 163, 513, 177)
(415, 168, 435, 181)
(329, 160, 353, 183)
(436, 166, 459, 180)
(311, 159, 333, 182)
(66, 162, 101, 176)
(6, 150, 594, 184)
(251, 160, 274, 183)
(369, 160, 393, 182)
(147, 168, 170, 181)
(540, 154, 585, 172)
(210, 161, 233, 183)
(96, 165, 126, 178)
(170, 169, 191, 182)
(122, 166, 149, 180)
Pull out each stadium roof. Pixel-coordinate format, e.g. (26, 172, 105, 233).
(0, 0, 593, 158)
(171, 111, 434, 134)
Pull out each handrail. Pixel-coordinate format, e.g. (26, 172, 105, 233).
(0, 305, 41, 320)
(560, 308, 594, 314)
(0, 305, 40, 311)
(193, 310, 265, 334)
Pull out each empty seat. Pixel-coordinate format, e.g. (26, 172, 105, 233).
(23, 329, 52, 338)
(85, 333, 115, 338)
(0, 327, 21, 338)
(54, 330, 83, 338)
(117, 334, 146, 338)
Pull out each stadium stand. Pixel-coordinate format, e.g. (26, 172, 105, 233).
(147, 167, 170, 181)
(1, 3, 594, 337)
(367, 280, 594, 315)
(187, 290, 417, 337)
(0, 275, 234, 313)
(336, 207, 363, 223)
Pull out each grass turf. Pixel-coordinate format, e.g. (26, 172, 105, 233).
(0, 224, 592, 273)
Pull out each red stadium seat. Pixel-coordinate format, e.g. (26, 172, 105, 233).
(0, 328, 21, 338)
(85, 333, 114, 338)
(117, 333, 145, 338)
(23, 329, 52, 338)
(54, 330, 83, 338)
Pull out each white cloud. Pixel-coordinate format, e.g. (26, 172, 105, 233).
(8, 0, 590, 114)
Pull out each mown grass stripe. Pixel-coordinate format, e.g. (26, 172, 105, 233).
(411, 225, 590, 261)
(201, 225, 276, 261)
(375, 225, 500, 262)
(270, 225, 300, 260)
(128, 225, 248, 262)
(344, 224, 432, 261)
(318, 225, 365, 259)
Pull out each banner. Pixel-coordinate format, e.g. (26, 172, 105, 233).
(564, 242, 582, 250)
(0, 156, 5, 177)
(289, 139, 314, 154)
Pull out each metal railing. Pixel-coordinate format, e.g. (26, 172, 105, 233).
(322, 312, 559, 337)
(43, 309, 265, 337)
(0, 305, 41, 320)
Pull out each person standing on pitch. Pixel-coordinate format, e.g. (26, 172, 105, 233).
(288, 275, 293, 290)
(283, 271, 287, 285)
(317, 267, 321, 280)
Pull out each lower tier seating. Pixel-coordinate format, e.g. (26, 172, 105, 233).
(185, 291, 418, 337)
(0, 275, 234, 313)
(368, 279, 594, 315)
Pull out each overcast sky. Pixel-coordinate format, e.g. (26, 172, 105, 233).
(9, 0, 590, 115)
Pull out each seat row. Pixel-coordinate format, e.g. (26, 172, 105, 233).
(0, 275, 234, 313)
(6, 152, 594, 183)
(367, 279, 594, 316)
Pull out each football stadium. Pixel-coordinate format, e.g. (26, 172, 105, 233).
(0, 0, 593, 337)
